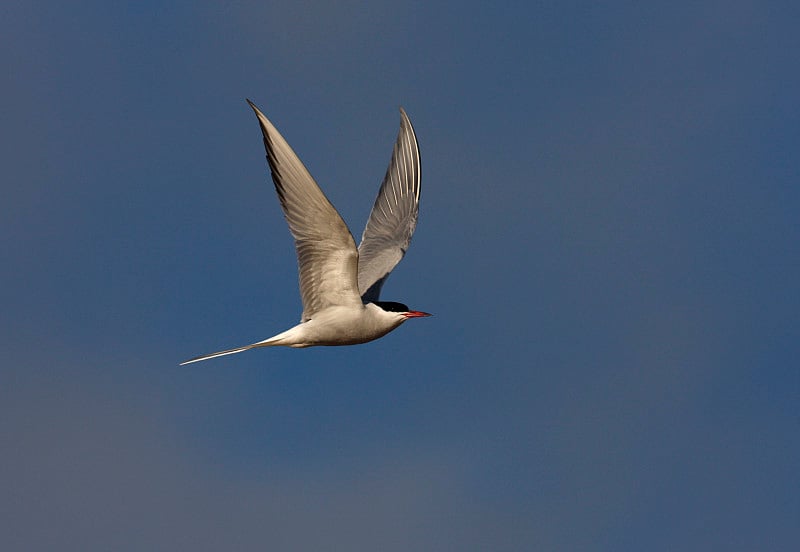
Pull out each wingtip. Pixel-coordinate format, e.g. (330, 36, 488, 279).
(400, 104, 416, 122)
(397, 107, 417, 140)
(246, 99, 273, 136)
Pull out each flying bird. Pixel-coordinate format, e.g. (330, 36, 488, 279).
(181, 100, 430, 365)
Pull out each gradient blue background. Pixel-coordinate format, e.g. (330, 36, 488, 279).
(3, 1, 799, 550)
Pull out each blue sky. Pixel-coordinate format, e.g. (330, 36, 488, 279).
(2, 1, 799, 550)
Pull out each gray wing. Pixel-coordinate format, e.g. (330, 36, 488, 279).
(247, 100, 362, 322)
(357, 108, 421, 302)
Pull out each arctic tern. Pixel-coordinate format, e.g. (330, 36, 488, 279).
(181, 100, 430, 365)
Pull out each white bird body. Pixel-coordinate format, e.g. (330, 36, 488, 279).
(181, 101, 429, 365)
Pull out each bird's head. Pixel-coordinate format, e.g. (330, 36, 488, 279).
(374, 301, 432, 320)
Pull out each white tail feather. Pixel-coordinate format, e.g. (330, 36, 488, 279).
(179, 336, 285, 366)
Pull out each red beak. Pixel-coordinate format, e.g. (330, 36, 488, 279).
(403, 310, 432, 318)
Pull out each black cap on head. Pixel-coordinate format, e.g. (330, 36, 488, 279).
(374, 301, 410, 313)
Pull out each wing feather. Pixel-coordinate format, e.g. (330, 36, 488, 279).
(357, 108, 421, 302)
(247, 100, 361, 321)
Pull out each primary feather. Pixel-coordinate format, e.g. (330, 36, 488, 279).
(357, 108, 422, 302)
(247, 100, 362, 322)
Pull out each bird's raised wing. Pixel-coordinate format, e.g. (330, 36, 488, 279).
(357, 108, 421, 303)
(247, 100, 362, 322)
